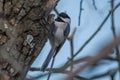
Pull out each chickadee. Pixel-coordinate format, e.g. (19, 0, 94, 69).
(41, 12, 71, 71)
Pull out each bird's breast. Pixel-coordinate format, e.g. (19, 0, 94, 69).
(54, 21, 67, 46)
(54, 28, 64, 46)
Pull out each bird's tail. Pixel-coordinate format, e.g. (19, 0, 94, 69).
(41, 47, 56, 71)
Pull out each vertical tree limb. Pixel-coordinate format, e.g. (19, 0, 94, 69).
(78, 0, 83, 26)
(0, 0, 58, 80)
(110, 0, 120, 78)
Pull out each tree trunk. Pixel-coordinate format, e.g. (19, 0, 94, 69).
(0, 0, 57, 80)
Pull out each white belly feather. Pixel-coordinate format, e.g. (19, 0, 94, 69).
(54, 21, 67, 46)
(55, 28, 64, 46)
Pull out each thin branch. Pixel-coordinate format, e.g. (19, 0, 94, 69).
(68, 28, 76, 71)
(90, 68, 118, 79)
(53, 0, 61, 15)
(110, 0, 120, 78)
(104, 56, 118, 61)
(75, 75, 90, 80)
(92, 0, 97, 10)
(30, 67, 69, 73)
(78, 0, 83, 26)
(54, 8, 59, 15)
(47, 57, 55, 80)
(26, 73, 48, 80)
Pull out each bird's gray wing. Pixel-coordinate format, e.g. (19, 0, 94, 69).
(64, 24, 70, 37)
(41, 22, 57, 71)
(49, 22, 57, 37)
(49, 22, 57, 46)
(41, 47, 56, 71)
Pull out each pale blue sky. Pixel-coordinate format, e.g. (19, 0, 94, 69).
(27, 0, 120, 80)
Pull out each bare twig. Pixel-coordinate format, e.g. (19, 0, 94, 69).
(68, 28, 76, 71)
(26, 73, 48, 80)
(54, 8, 59, 15)
(110, 0, 120, 78)
(53, 0, 61, 15)
(47, 57, 55, 80)
(92, 0, 97, 10)
(75, 75, 90, 80)
(78, 0, 83, 26)
(90, 68, 118, 79)
(30, 67, 59, 72)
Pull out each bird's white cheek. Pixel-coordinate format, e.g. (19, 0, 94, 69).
(60, 17, 71, 24)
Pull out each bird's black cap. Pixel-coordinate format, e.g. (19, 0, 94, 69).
(59, 12, 70, 19)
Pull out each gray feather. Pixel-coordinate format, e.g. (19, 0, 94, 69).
(41, 47, 56, 71)
(64, 24, 70, 37)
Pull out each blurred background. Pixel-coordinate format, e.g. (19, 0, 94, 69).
(27, 0, 120, 80)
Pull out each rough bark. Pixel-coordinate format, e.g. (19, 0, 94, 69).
(0, 0, 57, 80)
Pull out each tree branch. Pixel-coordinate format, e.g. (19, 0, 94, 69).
(65, 36, 120, 80)
(78, 0, 83, 26)
(110, 0, 120, 78)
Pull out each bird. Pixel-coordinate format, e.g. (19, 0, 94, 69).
(41, 12, 71, 71)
